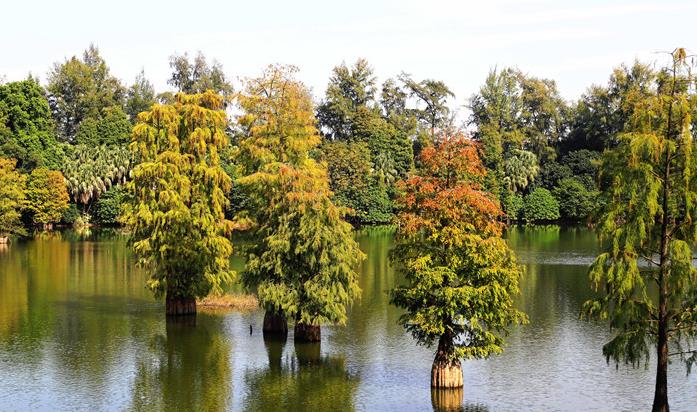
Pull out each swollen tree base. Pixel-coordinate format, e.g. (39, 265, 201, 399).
(263, 311, 288, 339)
(431, 358, 463, 388)
(166, 295, 197, 316)
(0, 236, 8, 244)
(294, 323, 321, 343)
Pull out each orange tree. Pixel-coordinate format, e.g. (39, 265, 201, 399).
(390, 133, 526, 388)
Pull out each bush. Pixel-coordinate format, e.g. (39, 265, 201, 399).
(61, 203, 80, 225)
(94, 184, 126, 225)
(503, 192, 523, 221)
(523, 188, 560, 223)
(553, 178, 597, 221)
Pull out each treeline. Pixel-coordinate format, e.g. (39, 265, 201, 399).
(0, 44, 657, 235)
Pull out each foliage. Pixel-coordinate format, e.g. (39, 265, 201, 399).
(123, 91, 234, 301)
(94, 184, 127, 225)
(399, 73, 455, 141)
(503, 149, 539, 193)
(25, 167, 69, 225)
(237, 65, 364, 326)
(75, 106, 132, 146)
(390, 134, 526, 363)
(0, 157, 27, 236)
(581, 49, 697, 411)
(503, 191, 524, 221)
(539, 160, 572, 189)
(553, 178, 596, 220)
(523, 188, 559, 223)
(47, 44, 125, 141)
(62, 144, 132, 206)
(168, 52, 233, 97)
(561, 149, 600, 190)
(61, 203, 80, 225)
(125, 70, 156, 120)
(0, 78, 64, 171)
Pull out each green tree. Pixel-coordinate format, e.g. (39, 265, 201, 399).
(0, 78, 64, 170)
(94, 184, 127, 225)
(390, 134, 525, 388)
(26, 168, 69, 229)
(582, 49, 697, 412)
(400, 74, 455, 141)
(553, 178, 596, 221)
(522, 187, 559, 223)
(237, 65, 364, 341)
(47, 44, 125, 141)
(0, 158, 27, 239)
(122, 91, 234, 316)
(503, 149, 539, 193)
(168, 52, 233, 97)
(75, 106, 132, 146)
(125, 70, 156, 120)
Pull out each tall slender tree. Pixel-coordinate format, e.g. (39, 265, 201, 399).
(123, 91, 234, 316)
(0, 158, 27, 241)
(582, 48, 697, 412)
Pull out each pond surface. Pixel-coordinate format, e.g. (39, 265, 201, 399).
(0, 226, 695, 411)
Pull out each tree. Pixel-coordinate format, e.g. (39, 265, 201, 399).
(122, 91, 235, 316)
(125, 70, 156, 120)
(503, 149, 539, 193)
(0, 158, 27, 239)
(0, 78, 64, 171)
(62, 144, 132, 210)
(316, 58, 377, 141)
(26, 168, 69, 229)
(74, 106, 132, 146)
(47, 44, 125, 141)
(553, 178, 596, 221)
(400, 74, 455, 141)
(168, 52, 233, 97)
(237, 65, 364, 341)
(522, 188, 559, 223)
(390, 134, 526, 388)
(94, 184, 127, 225)
(582, 49, 697, 412)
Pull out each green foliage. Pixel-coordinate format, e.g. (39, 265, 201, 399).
(523, 188, 560, 223)
(503, 191, 523, 221)
(25, 167, 70, 225)
(539, 161, 572, 189)
(75, 106, 132, 146)
(123, 91, 235, 300)
(61, 203, 80, 225)
(553, 178, 596, 220)
(125, 70, 156, 120)
(94, 184, 126, 225)
(168, 52, 233, 97)
(62, 144, 132, 206)
(0, 157, 27, 236)
(503, 149, 539, 193)
(390, 135, 526, 363)
(561, 149, 600, 190)
(47, 44, 125, 141)
(237, 65, 364, 326)
(0, 78, 64, 171)
(582, 51, 697, 403)
(399, 74, 455, 140)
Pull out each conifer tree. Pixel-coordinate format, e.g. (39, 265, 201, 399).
(26, 168, 69, 229)
(390, 134, 526, 388)
(237, 65, 364, 341)
(123, 91, 234, 316)
(583, 48, 697, 412)
(0, 158, 27, 241)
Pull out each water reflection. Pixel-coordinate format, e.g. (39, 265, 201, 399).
(129, 315, 232, 411)
(243, 340, 359, 412)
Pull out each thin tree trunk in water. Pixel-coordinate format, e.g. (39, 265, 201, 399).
(165, 290, 196, 316)
(294, 322, 321, 343)
(263, 310, 288, 338)
(431, 333, 463, 388)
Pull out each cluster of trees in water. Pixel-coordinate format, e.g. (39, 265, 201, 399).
(2, 45, 697, 411)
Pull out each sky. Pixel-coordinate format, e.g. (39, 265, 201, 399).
(1, 0, 695, 118)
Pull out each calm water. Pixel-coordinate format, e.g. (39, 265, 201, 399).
(0, 226, 695, 411)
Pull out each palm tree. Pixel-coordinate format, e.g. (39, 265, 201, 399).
(503, 149, 539, 193)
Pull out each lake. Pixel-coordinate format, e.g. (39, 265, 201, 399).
(0, 226, 695, 411)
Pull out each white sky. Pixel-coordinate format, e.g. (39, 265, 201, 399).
(1, 0, 695, 116)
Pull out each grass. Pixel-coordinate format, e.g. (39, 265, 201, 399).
(197, 293, 259, 312)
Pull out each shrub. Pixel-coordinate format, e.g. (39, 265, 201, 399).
(523, 188, 560, 223)
(553, 178, 597, 220)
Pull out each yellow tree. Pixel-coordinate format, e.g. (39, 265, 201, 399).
(0, 158, 27, 242)
(26, 168, 69, 230)
(123, 91, 234, 316)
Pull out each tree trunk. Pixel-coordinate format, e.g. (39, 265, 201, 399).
(42, 223, 53, 231)
(0, 236, 8, 244)
(431, 333, 463, 388)
(263, 310, 288, 338)
(652, 329, 669, 412)
(165, 292, 196, 316)
(294, 322, 321, 343)
(431, 387, 463, 411)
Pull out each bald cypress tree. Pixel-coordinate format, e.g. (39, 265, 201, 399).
(237, 65, 364, 341)
(123, 91, 234, 316)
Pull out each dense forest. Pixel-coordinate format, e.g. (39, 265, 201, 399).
(0, 44, 655, 234)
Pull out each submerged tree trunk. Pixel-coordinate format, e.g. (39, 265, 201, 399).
(431, 387, 463, 411)
(294, 322, 321, 343)
(165, 291, 196, 316)
(0, 236, 8, 244)
(263, 310, 288, 338)
(431, 333, 463, 388)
